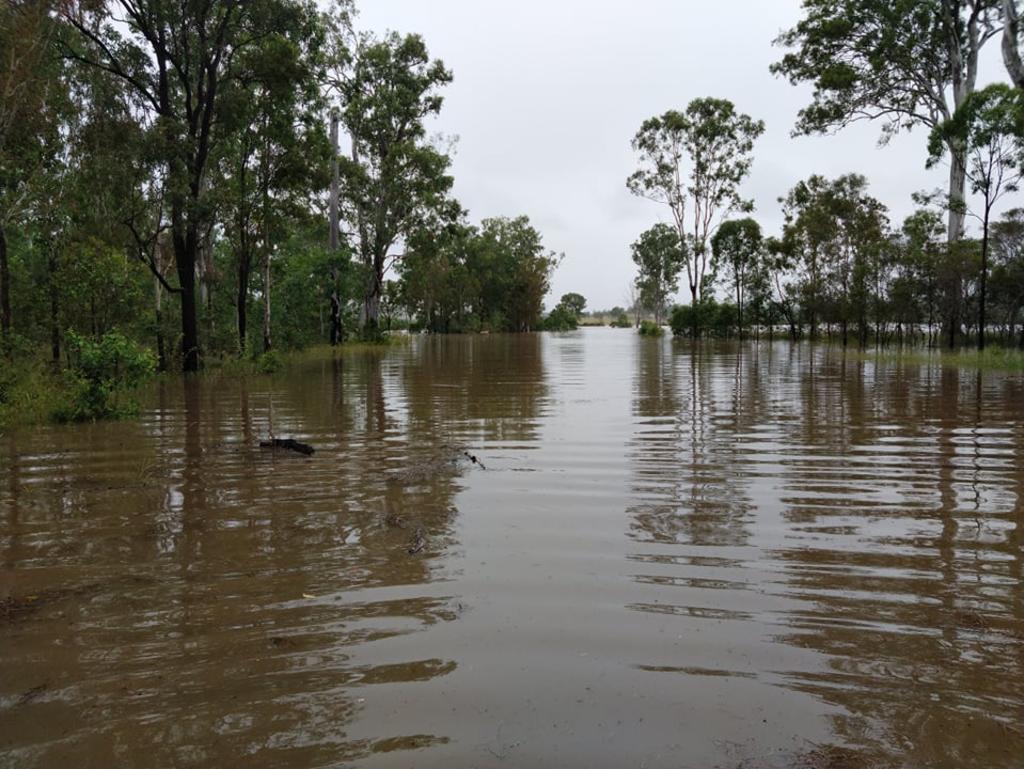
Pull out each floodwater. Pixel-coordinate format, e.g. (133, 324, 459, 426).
(1, 329, 1023, 769)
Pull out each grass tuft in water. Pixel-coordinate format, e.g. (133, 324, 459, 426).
(853, 346, 1024, 373)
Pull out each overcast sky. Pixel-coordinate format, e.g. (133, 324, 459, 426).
(355, 1, 1010, 311)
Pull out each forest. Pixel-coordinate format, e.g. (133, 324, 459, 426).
(2, 0, 1024, 424)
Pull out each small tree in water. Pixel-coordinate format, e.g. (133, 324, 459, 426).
(630, 223, 684, 326)
(57, 332, 155, 422)
(712, 218, 763, 340)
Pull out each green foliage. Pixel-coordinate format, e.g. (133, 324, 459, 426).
(542, 305, 579, 332)
(255, 350, 284, 374)
(929, 85, 1024, 192)
(610, 312, 632, 328)
(56, 331, 155, 422)
(333, 29, 457, 332)
(399, 215, 559, 333)
(0, 364, 65, 432)
(558, 292, 586, 316)
(627, 97, 764, 303)
(638, 319, 664, 337)
(780, 174, 889, 345)
(541, 292, 586, 331)
(771, 0, 994, 143)
(669, 299, 739, 338)
(713, 218, 764, 337)
(631, 223, 684, 325)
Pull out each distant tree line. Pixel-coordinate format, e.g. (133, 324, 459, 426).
(628, 0, 1024, 350)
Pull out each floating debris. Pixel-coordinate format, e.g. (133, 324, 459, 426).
(259, 438, 315, 456)
(17, 683, 48, 706)
(383, 512, 409, 529)
(407, 526, 427, 555)
(462, 451, 486, 470)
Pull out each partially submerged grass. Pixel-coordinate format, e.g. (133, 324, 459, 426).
(0, 362, 68, 432)
(853, 345, 1024, 373)
(1, 336, 411, 432)
(202, 336, 411, 378)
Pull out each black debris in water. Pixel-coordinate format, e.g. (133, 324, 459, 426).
(259, 438, 315, 456)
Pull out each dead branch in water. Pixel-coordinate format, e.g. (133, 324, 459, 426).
(259, 438, 315, 456)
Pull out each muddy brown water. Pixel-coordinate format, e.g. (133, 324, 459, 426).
(2, 330, 1023, 769)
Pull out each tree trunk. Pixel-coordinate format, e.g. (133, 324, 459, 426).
(48, 248, 60, 367)
(330, 289, 342, 345)
(979, 204, 990, 351)
(736, 279, 743, 341)
(328, 113, 342, 346)
(0, 223, 10, 355)
(237, 253, 250, 356)
(943, 143, 968, 349)
(174, 230, 201, 373)
(262, 251, 272, 353)
(329, 111, 340, 252)
(154, 276, 166, 373)
(946, 145, 968, 244)
(363, 256, 383, 336)
(1003, 0, 1024, 88)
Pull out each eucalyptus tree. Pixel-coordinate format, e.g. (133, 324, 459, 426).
(711, 218, 763, 339)
(60, 0, 313, 371)
(781, 174, 888, 346)
(397, 221, 475, 333)
(772, 0, 1001, 250)
(764, 235, 802, 341)
(472, 216, 559, 332)
(630, 223, 683, 326)
(1001, 0, 1024, 87)
(217, 2, 329, 354)
(900, 208, 948, 345)
(627, 98, 764, 307)
(989, 208, 1024, 344)
(330, 30, 456, 336)
(929, 84, 1024, 349)
(0, 1, 63, 354)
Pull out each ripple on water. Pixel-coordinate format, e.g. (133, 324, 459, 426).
(1, 333, 1022, 768)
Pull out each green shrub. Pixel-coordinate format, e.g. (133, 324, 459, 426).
(56, 331, 155, 422)
(542, 304, 579, 331)
(610, 313, 632, 328)
(0, 363, 64, 431)
(638, 319, 663, 336)
(669, 300, 738, 337)
(255, 350, 284, 374)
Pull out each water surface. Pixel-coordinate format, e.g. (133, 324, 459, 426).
(2, 330, 1023, 768)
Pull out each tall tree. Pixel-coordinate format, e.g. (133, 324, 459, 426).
(330, 30, 455, 337)
(989, 208, 1024, 345)
(60, 0, 310, 371)
(627, 98, 764, 306)
(900, 208, 948, 345)
(217, 2, 328, 354)
(712, 218, 763, 339)
(0, 0, 62, 355)
(472, 216, 558, 332)
(930, 84, 1024, 349)
(772, 0, 1000, 248)
(630, 223, 684, 326)
(780, 174, 888, 346)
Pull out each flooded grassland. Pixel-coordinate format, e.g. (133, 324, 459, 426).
(1, 329, 1023, 769)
